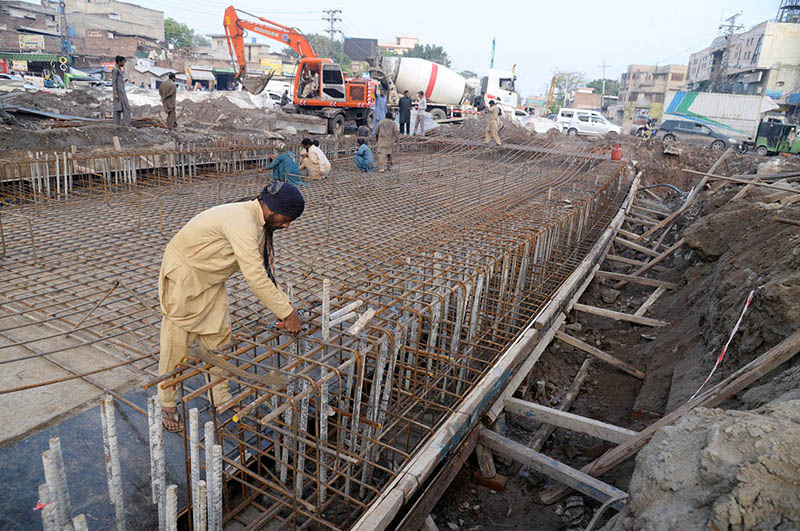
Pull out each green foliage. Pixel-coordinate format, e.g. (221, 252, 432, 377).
(459, 70, 478, 79)
(164, 18, 207, 50)
(587, 78, 619, 96)
(282, 33, 337, 58)
(552, 69, 586, 106)
(404, 44, 451, 67)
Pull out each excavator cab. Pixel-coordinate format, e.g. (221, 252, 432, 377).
(295, 58, 345, 104)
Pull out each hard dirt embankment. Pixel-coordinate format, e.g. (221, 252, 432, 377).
(602, 152, 800, 530)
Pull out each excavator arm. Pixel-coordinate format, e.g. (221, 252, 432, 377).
(223, 5, 316, 94)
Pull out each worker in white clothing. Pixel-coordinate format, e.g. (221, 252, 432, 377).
(413, 91, 427, 136)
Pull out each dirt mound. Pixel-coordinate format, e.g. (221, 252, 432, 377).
(604, 399, 800, 531)
(5, 88, 106, 118)
(176, 97, 273, 132)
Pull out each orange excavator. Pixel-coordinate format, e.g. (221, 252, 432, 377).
(223, 5, 376, 134)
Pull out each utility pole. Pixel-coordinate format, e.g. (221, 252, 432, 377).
(711, 11, 743, 92)
(597, 59, 610, 108)
(322, 9, 342, 61)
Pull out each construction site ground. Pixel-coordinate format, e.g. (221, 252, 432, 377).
(1, 86, 799, 531)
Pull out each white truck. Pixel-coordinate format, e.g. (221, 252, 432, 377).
(370, 56, 474, 121)
(662, 91, 780, 142)
(477, 68, 521, 116)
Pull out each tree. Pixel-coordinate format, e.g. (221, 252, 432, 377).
(404, 44, 451, 67)
(164, 18, 208, 49)
(459, 70, 478, 79)
(587, 78, 619, 96)
(551, 69, 586, 110)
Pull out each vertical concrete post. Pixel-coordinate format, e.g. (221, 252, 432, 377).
(42, 437, 71, 528)
(103, 395, 126, 531)
(37, 484, 59, 531)
(190, 407, 200, 531)
(165, 484, 178, 531)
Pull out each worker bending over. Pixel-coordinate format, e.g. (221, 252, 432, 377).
(353, 138, 374, 172)
(266, 143, 302, 186)
(157, 182, 305, 432)
(485, 100, 501, 146)
(376, 111, 399, 172)
(299, 138, 331, 179)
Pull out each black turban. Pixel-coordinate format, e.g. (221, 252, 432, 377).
(259, 181, 305, 220)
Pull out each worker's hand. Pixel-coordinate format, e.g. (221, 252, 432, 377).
(275, 309, 302, 334)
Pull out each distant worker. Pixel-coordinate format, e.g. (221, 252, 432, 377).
(398, 90, 412, 135)
(353, 138, 374, 172)
(299, 137, 331, 179)
(376, 110, 399, 173)
(112, 55, 131, 127)
(158, 182, 305, 432)
(266, 143, 302, 186)
(485, 100, 501, 146)
(280, 89, 290, 106)
(159, 72, 177, 129)
(413, 91, 427, 136)
(372, 86, 388, 135)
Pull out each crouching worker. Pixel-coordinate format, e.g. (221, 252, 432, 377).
(266, 143, 303, 186)
(299, 137, 331, 179)
(157, 182, 305, 432)
(353, 138, 374, 172)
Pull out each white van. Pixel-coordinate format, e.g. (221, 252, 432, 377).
(566, 113, 623, 137)
(556, 108, 605, 132)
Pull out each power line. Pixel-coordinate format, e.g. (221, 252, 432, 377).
(597, 59, 611, 104)
(322, 9, 342, 59)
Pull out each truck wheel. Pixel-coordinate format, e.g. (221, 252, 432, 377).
(430, 108, 446, 121)
(711, 140, 725, 151)
(568, 128, 578, 137)
(662, 134, 676, 143)
(328, 114, 345, 135)
(756, 146, 768, 156)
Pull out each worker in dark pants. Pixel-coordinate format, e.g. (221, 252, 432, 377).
(398, 90, 412, 135)
(159, 72, 177, 129)
(112, 55, 131, 126)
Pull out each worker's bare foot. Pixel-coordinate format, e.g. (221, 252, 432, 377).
(162, 407, 183, 432)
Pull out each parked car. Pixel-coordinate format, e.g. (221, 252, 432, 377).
(556, 107, 606, 132)
(656, 119, 740, 151)
(565, 113, 622, 137)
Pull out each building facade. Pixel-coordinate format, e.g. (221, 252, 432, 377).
(687, 21, 800, 105)
(615, 64, 688, 132)
(377, 36, 418, 55)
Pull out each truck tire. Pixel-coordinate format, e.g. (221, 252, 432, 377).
(756, 145, 768, 156)
(662, 134, 676, 143)
(430, 108, 446, 121)
(328, 114, 345, 135)
(711, 140, 725, 151)
(357, 109, 374, 127)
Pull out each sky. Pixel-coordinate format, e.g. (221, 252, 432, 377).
(128, 0, 779, 96)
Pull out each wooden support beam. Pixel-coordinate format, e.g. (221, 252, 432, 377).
(555, 331, 645, 379)
(634, 287, 666, 317)
(504, 397, 637, 444)
(614, 236, 660, 258)
(682, 169, 800, 194)
(420, 515, 439, 531)
(775, 216, 800, 227)
(529, 358, 591, 452)
(626, 215, 659, 226)
(572, 303, 669, 327)
(632, 204, 669, 218)
(605, 254, 667, 272)
(612, 239, 685, 290)
(479, 429, 627, 510)
(540, 328, 800, 505)
(596, 270, 677, 290)
(475, 444, 497, 478)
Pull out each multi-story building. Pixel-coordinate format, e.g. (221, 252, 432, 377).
(615, 64, 688, 132)
(686, 20, 800, 105)
(377, 36, 418, 55)
(0, 1, 64, 75)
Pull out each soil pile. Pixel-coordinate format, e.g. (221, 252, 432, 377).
(604, 399, 800, 531)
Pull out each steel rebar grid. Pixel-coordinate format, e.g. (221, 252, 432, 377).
(0, 137, 625, 529)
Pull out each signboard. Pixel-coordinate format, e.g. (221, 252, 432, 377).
(100, 61, 116, 72)
(18, 35, 45, 51)
(0, 58, 6, 74)
(282, 63, 297, 77)
(259, 58, 282, 72)
(765, 89, 782, 100)
(11, 60, 28, 72)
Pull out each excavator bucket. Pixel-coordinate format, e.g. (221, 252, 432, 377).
(238, 70, 275, 95)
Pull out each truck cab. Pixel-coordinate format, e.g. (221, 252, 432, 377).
(480, 69, 520, 115)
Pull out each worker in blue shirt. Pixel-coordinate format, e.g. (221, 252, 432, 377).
(266, 144, 303, 186)
(353, 138, 374, 172)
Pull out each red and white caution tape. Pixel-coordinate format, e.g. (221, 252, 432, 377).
(689, 289, 755, 401)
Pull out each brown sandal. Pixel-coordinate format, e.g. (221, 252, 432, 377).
(162, 408, 183, 433)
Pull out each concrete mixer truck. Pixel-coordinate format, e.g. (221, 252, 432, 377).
(369, 56, 477, 122)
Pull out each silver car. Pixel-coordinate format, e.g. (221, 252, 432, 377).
(657, 119, 739, 151)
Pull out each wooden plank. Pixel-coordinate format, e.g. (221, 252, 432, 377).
(421, 515, 439, 531)
(480, 429, 627, 510)
(631, 204, 669, 217)
(614, 236, 660, 258)
(475, 444, 497, 478)
(612, 239, 685, 290)
(634, 287, 666, 317)
(626, 215, 658, 226)
(775, 216, 800, 227)
(572, 303, 669, 327)
(555, 331, 645, 379)
(504, 397, 637, 444)
(596, 270, 677, 290)
(683, 169, 800, 194)
(605, 254, 667, 272)
(540, 328, 800, 505)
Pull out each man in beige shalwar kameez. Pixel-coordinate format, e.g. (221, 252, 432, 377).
(158, 182, 304, 431)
